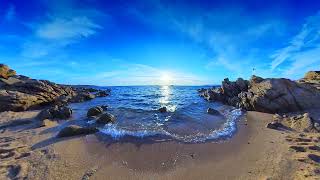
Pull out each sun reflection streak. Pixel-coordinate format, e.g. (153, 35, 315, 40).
(159, 85, 176, 112)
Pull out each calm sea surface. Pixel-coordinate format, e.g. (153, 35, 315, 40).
(69, 86, 242, 143)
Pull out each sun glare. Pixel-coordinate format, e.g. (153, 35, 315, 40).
(160, 72, 173, 85)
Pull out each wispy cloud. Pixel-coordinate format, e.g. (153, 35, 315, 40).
(271, 11, 320, 76)
(5, 4, 15, 21)
(20, 1, 104, 59)
(127, 1, 284, 79)
(36, 16, 102, 41)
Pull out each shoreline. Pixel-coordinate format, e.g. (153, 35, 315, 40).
(2, 110, 315, 179)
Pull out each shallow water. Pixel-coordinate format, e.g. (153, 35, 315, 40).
(69, 85, 242, 143)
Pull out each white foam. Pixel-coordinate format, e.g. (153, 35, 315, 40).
(99, 108, 243, 143)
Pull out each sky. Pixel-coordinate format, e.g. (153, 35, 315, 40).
(0, 0, 320, 86)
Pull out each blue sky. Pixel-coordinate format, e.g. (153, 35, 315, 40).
(0, 0, 320, 85)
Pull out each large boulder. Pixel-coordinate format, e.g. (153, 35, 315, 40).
(238, 78, 320, 113)
(0, 64, 16, 79)
(57, 125, 98, 138)
(37, 105, 72, 120)
(70, 91, 95, 103)
(96, 112, 116, 124)
(87, 106, 104, 117)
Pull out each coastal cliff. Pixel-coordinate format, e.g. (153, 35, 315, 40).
(199, 72, 320, 113)
(0, 64, 109, 112)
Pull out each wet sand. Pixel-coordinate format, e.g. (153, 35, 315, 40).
(1, 111, 319, 179)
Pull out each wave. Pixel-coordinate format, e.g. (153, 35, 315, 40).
(98, 109, 243, 143)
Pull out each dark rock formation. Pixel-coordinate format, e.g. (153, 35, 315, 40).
(87, 106, 104, 117)
(70, 91, 95, 103)
(200, 74, 320, 113)
(37, 105, 72, 120)
(266, 122, 284, 129)
(57, 125, 98, 138)
(207, 108, 221, 115)
(96, 112, 116, 124)
(95, 90, 109, 97)
(158, 107, 167, 113)
(0, 64, 109, 112)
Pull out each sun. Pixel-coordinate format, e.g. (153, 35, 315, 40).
(160, 72, 173, 85)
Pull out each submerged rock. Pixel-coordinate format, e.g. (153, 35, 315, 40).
(57, 125, 98, 138)
(87, 106, 104, 117)
(96, 112, 116, 124)
(207, 108, 221, 115)
(37, 105, 72, 120)
(158, 107, 167, 113)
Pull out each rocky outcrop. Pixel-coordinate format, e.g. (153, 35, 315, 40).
(0, 64, 109, 112)
(57, 125, 98, 138)
(200, 74, 320, 113)
(37, 105, 72, 120)
(96, 112, 116, 124)
(273, 113, 319, 132)
(298, 71, 320, 89)
(0, 64, 16, 79)
(87, 106, 104, 117)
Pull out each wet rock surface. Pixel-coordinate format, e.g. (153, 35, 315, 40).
(57, 125, 98, 138)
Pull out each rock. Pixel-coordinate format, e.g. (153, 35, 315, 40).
(37, 105, 72, 120)
(266, 121, 284, 129)
(249, 75, 264, 85)
(314, 122, 320, 132)
(298, 71, 320, 89)
(57, 125, 98, 138)
(0, 64, 16, 79)
(207, 108, 221, 115)
(158, 107, 167, 113)
(0, 70, 77, 112)
(87, 106, 104, 117)
(96, 112, 116, 124)
(238, 78, 320, 113)
(304, 71, 320, 81)
(95, 91, 109, 97)
(70, 92, 95, 103)
(39, 119, 57, 127)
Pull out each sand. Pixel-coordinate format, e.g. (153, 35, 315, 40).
(1, 110, 320, 180)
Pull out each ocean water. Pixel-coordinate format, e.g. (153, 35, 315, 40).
(69, 86, 243, 143)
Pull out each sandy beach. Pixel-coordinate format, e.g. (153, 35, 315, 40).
(2, 110, 319, 180)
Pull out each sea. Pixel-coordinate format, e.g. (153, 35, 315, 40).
(68, 85, 243, 143)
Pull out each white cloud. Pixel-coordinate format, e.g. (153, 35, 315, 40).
(271, 11, 320, 73)
(36, 16, 102, 40)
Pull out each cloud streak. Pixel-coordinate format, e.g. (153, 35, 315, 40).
(271, 11, 320, 76)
